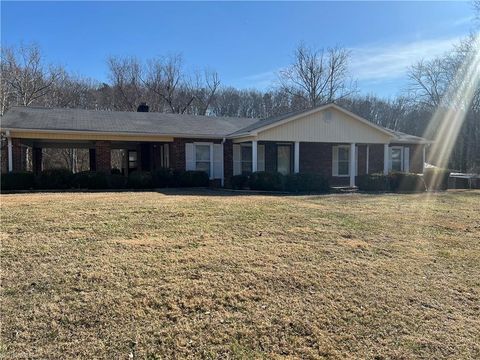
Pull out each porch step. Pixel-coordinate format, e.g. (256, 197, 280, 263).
(330, 186, 358, 194)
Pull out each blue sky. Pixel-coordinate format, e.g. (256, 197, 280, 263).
(1, 1, 476, 98)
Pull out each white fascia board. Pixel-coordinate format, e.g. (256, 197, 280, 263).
(228, 103, 395, 139)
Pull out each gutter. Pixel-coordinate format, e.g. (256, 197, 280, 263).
(0, 127, 229, 140)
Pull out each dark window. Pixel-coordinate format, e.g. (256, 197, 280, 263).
(277, 145, 292, 175)
(128, 151, 138, 171)
(241, 145, 252, 174)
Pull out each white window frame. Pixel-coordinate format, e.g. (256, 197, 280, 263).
(333, 145, 350, 177)
(389, 146, 404, 172)
(233, 143, 265, 175)
(194, 142, 214, 179)
(277, 143, 293, 175)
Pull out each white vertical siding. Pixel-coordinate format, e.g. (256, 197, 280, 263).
(256, 108, 392, 143)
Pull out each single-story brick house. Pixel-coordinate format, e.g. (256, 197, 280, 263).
(0, 103, 431, 187)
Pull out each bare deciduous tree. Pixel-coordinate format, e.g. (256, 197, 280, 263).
(193, 70, 220, 115)
(408, 59, 447, 109)
(278, 44, 355, 108)
(107, 56, 144, 111)
(143, 54, 196, 114)
(1, 44, 62, 109)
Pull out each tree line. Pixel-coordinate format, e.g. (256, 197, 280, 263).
(1, 30, 479, 172)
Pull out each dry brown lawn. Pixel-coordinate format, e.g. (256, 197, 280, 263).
(1, 190, 479, 359)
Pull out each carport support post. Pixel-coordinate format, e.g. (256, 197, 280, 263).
(383, 144, 389, 175)
(294, 141, 300, 173)
(350, 143, 356, 187)
(252, 140, 258, 172)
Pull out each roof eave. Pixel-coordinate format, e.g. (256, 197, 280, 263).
(1, 127, 228, 139)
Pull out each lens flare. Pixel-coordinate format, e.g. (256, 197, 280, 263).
(422, 35, 480, 189)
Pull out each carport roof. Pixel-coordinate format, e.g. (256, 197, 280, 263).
(1, 106, 259, 138)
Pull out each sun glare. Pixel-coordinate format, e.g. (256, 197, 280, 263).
(423, 34, 480, 180)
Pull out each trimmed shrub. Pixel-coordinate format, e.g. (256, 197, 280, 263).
(424, 168, 450, 191)
(36, 169, 73, 189)
(152, 168, 173, 188)
(1, 172, 35, 191)
(230, 174, 249, 190)
(388, 172, 426, 192)
(356, 174, 389, 192)
(284, 173, 330, 193)
(127, 171, 153, 189)
(111, 168, 122, 175)
(72, 171, 109, 189)
(109, 174, 127, 189)
(174, 170, 209, 187)
(249, 171, 284, 191)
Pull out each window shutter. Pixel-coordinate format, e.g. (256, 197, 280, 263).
(185, 143, 195, 171)
(404, 147, 410, 173)
(257, 145, 265, 172)
(213, 144, 223, 179)
(332, 146, 338, 176)
(233, 144, 241, 175)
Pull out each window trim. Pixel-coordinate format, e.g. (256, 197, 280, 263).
(193, 142, 214, 179)
(333, 145, 351, 177)
(235, 143, 265, 175)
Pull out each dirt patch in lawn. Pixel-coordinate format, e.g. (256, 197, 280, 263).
(1, 190, 479, 359)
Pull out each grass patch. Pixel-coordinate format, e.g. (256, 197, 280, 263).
(1, 190, 479, 358)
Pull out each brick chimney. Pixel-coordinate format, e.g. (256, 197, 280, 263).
(137, 102, 149, 112)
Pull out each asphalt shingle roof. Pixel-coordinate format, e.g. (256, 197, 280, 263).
(1, 105, 431, 143)
(0, 106, 259, 137)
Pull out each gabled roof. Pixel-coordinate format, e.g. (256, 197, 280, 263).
(387, 130, 433, 144)
(0, 106, 258, 138)
(230, 103, 394, 138)
(1, 104, 431, 144)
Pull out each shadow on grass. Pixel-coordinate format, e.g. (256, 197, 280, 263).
(2, 187, 472, 198)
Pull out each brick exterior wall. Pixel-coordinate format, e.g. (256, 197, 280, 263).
(12, 138, 24, 172)
(170, 138, 184, 171)
(33, 148, 42, 174)
(223, 139, 233, 188)
(89, 149, 96, 171)
(357, 145, 367, 176)
(95, 141, 111, 173)
(299, 142, 332, 177)
(1, 139, 7, 173)
(368, 144, 385, 174)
